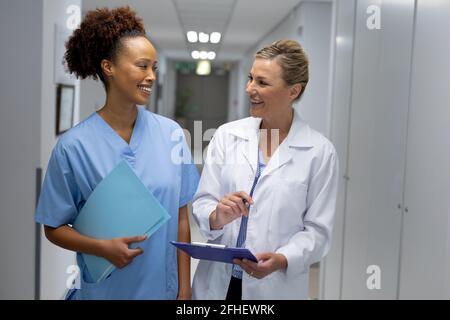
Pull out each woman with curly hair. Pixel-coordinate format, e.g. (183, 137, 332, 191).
(35, 7, 199, 300)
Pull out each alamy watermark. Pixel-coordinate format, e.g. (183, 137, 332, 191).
(170, 121, 282, 167)
(366, 265, 381, 290)
(66, 5, 81, 31)
(66, 264, 81, 290)
(367, 5, 381, 30)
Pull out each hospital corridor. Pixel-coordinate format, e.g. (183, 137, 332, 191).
(1, 0, 450, 300)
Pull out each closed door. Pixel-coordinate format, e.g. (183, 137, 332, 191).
(176, 71, 229, 153)
(341, 0, 415, 299)
(399, 0, 450, 299)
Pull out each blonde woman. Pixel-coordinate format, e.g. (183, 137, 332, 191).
(192, 40, 338, 300)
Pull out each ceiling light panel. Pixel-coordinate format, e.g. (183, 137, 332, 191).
(210, 32, 221, 44)
(207, 51, 216, 60)
(186, 31, 198, 43)
(174, 0, 236, 59)
(191, 51, 200, 59)
(198, 32, 209, 43)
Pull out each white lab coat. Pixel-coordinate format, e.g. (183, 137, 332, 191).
(192, 109, 338, 300)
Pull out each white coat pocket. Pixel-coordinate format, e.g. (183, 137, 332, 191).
(268, 177, 308, 245)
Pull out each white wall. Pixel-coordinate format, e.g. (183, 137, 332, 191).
(227, 63, 239, 122)
(322, 0, 355, 300)
(0, 0, 43, 300)
(40, 0, 81, 300)
(160, 57, 177, 118)
(0, 0, 82, 300)
(234, 1, 333, 136)
(79, 78, 104, 121)
(294, 1, 333, 135)
(228, 59, 254, 122)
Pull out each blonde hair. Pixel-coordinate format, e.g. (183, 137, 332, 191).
(256, 39, 309, 100)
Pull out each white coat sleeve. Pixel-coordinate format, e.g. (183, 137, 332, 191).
(276, 143, 339, 277)
(192, 129, 226, 240)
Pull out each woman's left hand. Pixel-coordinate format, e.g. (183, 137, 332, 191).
(233, 252, 288, 279)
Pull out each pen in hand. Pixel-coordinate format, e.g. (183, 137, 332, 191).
(242, 198, 252, 216)
(213, 192, 253, 228)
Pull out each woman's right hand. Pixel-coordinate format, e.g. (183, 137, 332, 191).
(99, 235, 147, 269)
(210, 192, 253, 230)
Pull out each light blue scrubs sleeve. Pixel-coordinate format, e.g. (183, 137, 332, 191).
(179, 138, 200, 208)
(35, 142, 81, 228)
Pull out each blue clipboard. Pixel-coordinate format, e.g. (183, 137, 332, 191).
(171, 241, 257, 263)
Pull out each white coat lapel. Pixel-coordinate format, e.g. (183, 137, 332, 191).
(261, 109, 314, 177)
(261, 142, 293, 177)
(228, 117, 261, 174)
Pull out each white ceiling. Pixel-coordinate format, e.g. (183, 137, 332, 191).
(82, 0, 303, 61)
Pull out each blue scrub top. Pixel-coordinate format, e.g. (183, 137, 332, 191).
(35, 106, 200, 299)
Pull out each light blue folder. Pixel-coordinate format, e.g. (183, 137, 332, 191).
(73, 160, 170, 283)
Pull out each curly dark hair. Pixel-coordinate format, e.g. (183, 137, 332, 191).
(65, 6, 146, 87)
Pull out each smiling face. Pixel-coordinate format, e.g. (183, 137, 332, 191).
(103, 36, 158, 106)
(246, 58, 300, 119)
